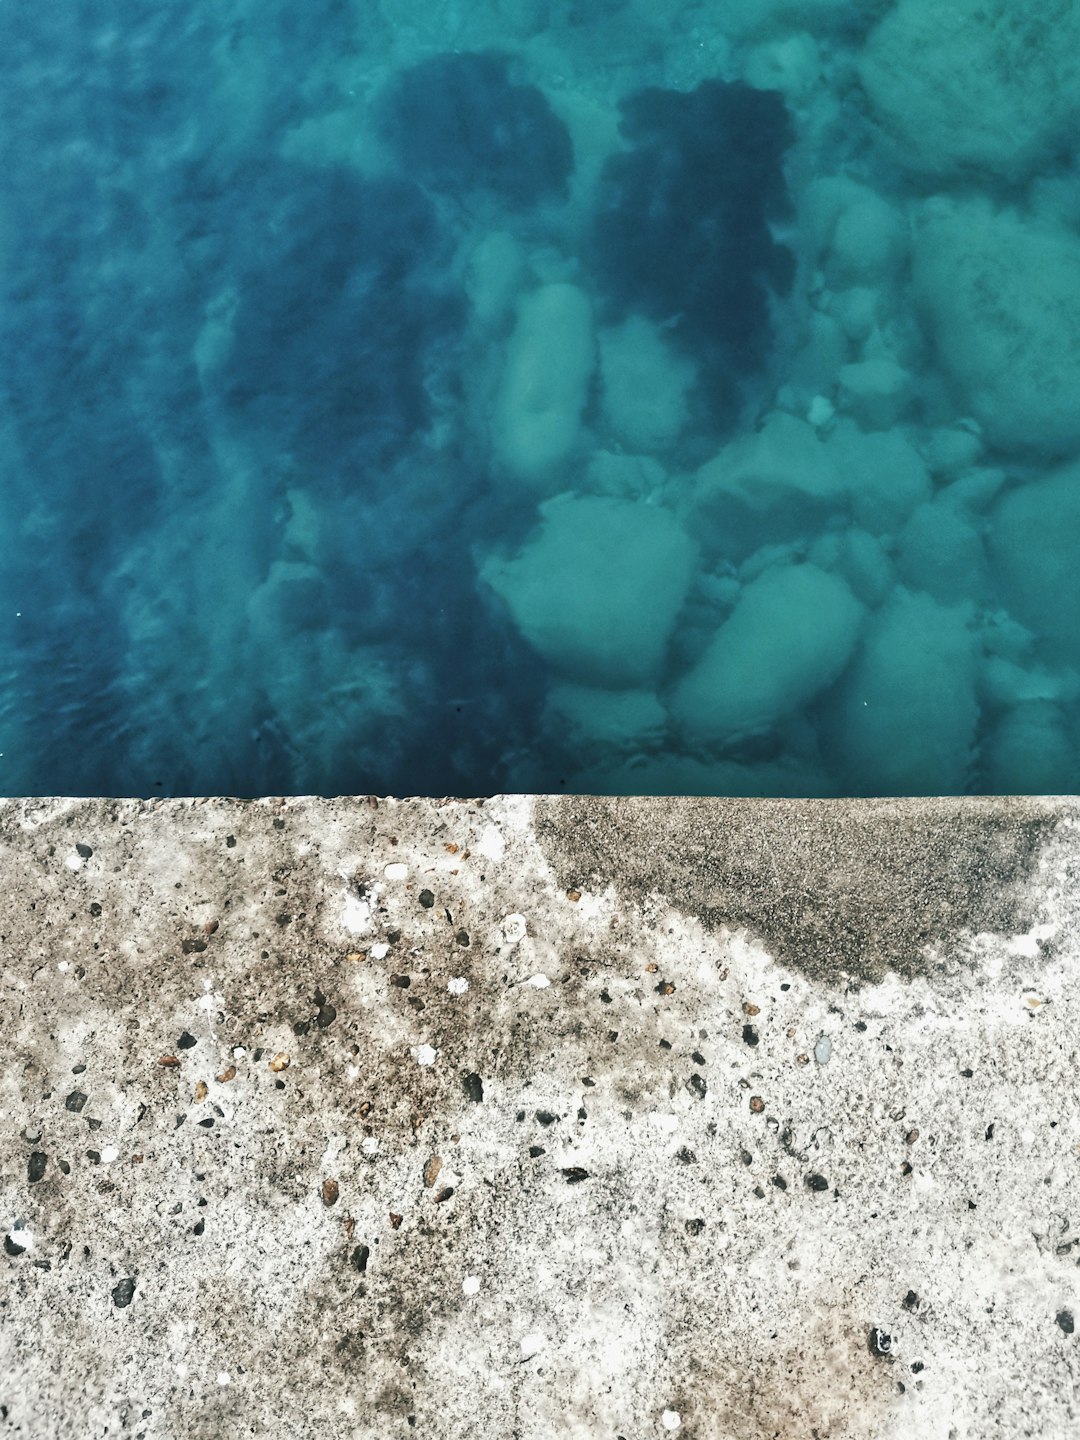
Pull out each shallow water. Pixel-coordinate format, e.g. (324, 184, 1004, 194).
(3, 0, 1080, 797)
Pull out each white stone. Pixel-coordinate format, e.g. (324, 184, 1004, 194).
(492, 283, 595, 486)
(481, 494, 697, 689)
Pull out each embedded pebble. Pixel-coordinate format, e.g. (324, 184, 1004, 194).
(815, 1035, 833, 1065)
(501, 914, 528, 946)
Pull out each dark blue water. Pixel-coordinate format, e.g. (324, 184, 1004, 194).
(3, 1, 1079, 797)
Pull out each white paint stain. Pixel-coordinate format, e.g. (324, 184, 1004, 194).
(383, 862, 408, 880)
(64, 853, 84, 872)
(217, 1371, 231, 1386)
(370, 942, 389, 960)
(476, 825, 506, 861)
(448, 977, 469, 995)
(662, 1410, 682, 1431)
(100, 1146, 119, 1164)
(416, 1045, 438, 1066)
(341, 893, 372, 936)
(520, 1332, 546, 1358)
(462, 1275, 481, 1296)
(361, 1137, 380, 1155)
(527, 974, 551, 989)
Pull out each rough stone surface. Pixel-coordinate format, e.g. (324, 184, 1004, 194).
(1, 794, 1079, 1438)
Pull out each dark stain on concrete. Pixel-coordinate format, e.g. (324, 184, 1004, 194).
(534, 796, 1062, 985)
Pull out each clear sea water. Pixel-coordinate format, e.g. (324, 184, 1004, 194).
(3, 0, 1080, 798)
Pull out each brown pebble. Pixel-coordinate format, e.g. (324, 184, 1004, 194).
(193, 1081, 208, 1103)
(434, 1186, 455, 1204)
(202, 919, 219, 936)
(566, 889, 582, 902)
(906, 1128, 920, 1144)
(158, 1056, 180, 1068)
(268, 1052, 290, 1073)
(444, 843, 459, 854)
(389, 1212, 403, 1229)
(423, 1155, 443, 1188)
(645, 962, 658, 973)
(322, 1177, 339, 1207)
(216, 1065, 237, 1083)
(346, 951, 367, 963)
(743, 1002, 761, 1016)
(358, 1101, 372, 1119)
(796, 1053, 810, 1066)
(786, 1027, 797, 1039)
(750, 1096, 765, 1113)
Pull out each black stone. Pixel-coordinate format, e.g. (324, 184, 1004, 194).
(1058, 1310, 1075, 1335)
(352, 1244, 370, 1273)
(418, 889, 435, 909)
(562, 1167, 590, 1184)
(868, 1328, 892, 1358)
(806, 1173, 829, 1192)
(64, 1091, 87, 1113)
(112, 1277, 136, 1308)
(76, 843, 93, 858)
(688, 1074, 707, 1099)
(28, 1152, 46, 1184)
(177, 1031, 197, 1049)
(742, 1024, 759, 1047)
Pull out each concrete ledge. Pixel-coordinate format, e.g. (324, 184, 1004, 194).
(1, 795, 1078, 1438)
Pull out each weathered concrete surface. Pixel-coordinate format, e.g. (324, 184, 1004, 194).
(1, 794, 1079, 1439)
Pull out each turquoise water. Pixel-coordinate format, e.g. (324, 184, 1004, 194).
(3, 1, 1080, 798)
